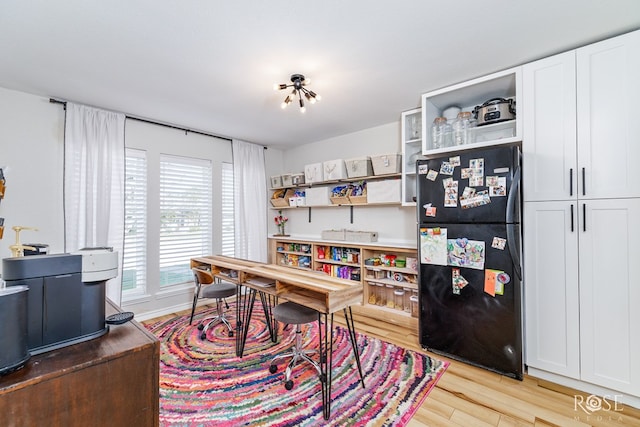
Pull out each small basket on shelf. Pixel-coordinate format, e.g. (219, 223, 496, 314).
(348, 181, 367, 204)
(330, 185, 351, 205)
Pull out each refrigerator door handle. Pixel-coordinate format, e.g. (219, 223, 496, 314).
(506, 163, 522, 280)
(506, 165, 521, 224)
(507, 224, 522, 281)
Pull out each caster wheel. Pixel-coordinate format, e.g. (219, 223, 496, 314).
(200, 333, 207, 340)
(229, 331, 234, 337)
(284, 380, 294, 390)
(197, 324, 204, 331)
(269, 365, 277, 374)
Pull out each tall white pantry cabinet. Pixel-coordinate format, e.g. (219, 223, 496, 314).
(522, 29, 640, 403)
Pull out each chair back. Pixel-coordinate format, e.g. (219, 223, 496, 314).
(192, 267, 215, 286)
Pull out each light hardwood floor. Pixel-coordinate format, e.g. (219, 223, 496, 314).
(146, 305, 640, 427)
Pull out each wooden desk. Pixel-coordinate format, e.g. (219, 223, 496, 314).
(190, 255, 365, 420)
(0, 299, 160, 427)
(191, 255, 363, 314)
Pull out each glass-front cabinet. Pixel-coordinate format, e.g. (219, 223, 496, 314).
(401, 108, 422, 206)
(421, 66, 522, 156)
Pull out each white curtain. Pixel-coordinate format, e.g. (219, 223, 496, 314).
(64, 103, 125, 306)
(232, 140, 267, 262)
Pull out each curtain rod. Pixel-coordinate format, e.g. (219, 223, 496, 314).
(49, 98, 239, 143)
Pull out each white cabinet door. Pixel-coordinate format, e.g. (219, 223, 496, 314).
(577, 30, 640, 200)
(522, 51, 577, 202)
(523, 201, 580, 378)
(401, 108, 421, 206)
(578, 198, 640, 396)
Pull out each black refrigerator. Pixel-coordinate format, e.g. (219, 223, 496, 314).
(416, 145, 523, 379)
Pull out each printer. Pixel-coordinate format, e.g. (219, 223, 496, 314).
(2, 248, 118, 355)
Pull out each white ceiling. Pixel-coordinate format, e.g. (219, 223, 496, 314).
(1, 1, 640, 149)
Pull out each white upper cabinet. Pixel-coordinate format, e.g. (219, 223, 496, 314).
(523, 30, 640, 202)
(522, 51, 577, 202)
(576, 30, 640, 200)
(421, 67, 522, 156)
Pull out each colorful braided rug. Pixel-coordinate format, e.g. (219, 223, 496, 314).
(144, 302, 448, 426)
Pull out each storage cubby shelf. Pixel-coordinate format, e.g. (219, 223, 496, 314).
(269, 237, 419, 328)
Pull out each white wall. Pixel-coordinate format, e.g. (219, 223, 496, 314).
(278, 122, 417, 246)
(0, 87, 65, 276)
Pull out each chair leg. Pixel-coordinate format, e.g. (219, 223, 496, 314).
(268, 324, 321, 390)
(199, 298, 234, 340)
(189, 282, 202, 325)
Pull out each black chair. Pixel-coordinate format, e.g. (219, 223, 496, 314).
(190, 267, 237, 340)
(268, 301, 322, 390)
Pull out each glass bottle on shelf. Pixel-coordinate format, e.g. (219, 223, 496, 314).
(368, 283, 378, 305)
(409, 114, 421, 140)
(430, 117, 452, 149)
(393, 288, 405, 310)
(452, 111, 476, 146)
(403, 287, 412, 313)
(377, 284, 387, 307)
(385, 284, 396, 309)
(410, 289, 419, 317)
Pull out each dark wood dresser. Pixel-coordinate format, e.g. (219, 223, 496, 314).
(0, 299, 159, 426)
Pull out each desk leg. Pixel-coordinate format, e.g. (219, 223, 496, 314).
(235, 285, 243, 357)
(237, 286, 257, 358)
(319, 313, 334, 420)
(319, 308, 364, 420)
(259, 292, 277, 343)
(343, 307, 365, 388)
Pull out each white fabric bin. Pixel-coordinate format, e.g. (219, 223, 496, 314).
(323, 159, 347, 180)
(345, 157, 373, 178)
(345, 230, 378, 242)
(281, 174, 293, 187)
(304, 163, 324, 183)
(371, 154, 402, 175)
(321, 229, 346, 241)
(305, 187, 331, 206)
(367, 179, 401, 203)
(270, 175, 282, 188)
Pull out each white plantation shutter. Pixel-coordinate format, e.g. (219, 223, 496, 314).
(159, 154, 212, 287)
(123, 148, 147, 295)
(221, 162, 235, 256)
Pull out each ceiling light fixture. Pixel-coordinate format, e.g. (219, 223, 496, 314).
(274, 74, 321, 113)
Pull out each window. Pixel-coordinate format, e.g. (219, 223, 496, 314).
(159, 154, 212, 287)
(123, 148, 147, 295)
(221, 162, 234, 257)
